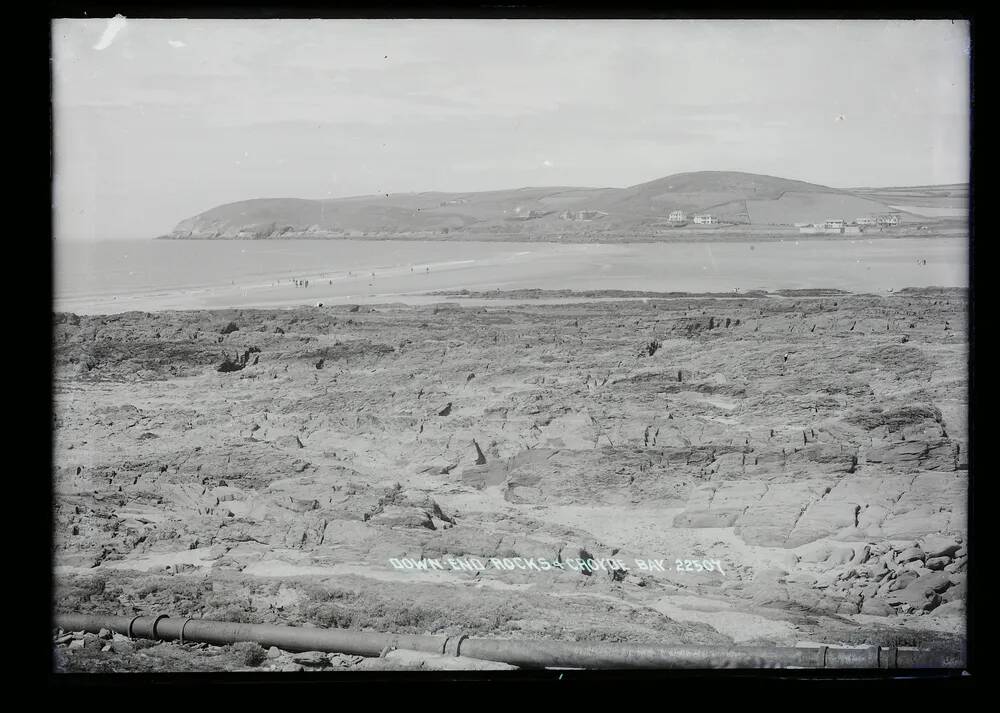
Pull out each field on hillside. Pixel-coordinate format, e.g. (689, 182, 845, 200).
(850, 185, 969, 210)
(747, 192, 906, 225)
(52, 288, 967, 671)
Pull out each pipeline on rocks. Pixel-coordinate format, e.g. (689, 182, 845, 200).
(54, 613, 963, 669)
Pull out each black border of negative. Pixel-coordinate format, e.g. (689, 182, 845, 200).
(35, 1, 983, 697)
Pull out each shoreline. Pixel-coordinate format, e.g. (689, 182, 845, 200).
(54, 285, 968, 318)
(157, 228, 967, 245)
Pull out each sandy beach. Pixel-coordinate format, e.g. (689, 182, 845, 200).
(55, 236, 968, 316)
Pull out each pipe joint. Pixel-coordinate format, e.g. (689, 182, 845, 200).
(444, 635, 468, 657)
(127, 615, 143, 641)
(151, 614, 171, 640)
(178, 618, 195, 645)
(885, 646, 898, 669)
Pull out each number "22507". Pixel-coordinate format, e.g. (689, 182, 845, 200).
(676, 559, 725, 575)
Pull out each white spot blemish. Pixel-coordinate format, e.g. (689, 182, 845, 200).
(542, 160, 553, 167)
(93, 14, 127, 51)
(168, 40, 186, 48)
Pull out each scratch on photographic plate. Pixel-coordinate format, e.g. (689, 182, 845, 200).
(93, 14, 126, 51)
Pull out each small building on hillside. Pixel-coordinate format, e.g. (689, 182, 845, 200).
(824, 218, 845, 230)
(693, 213, 719, 225)
(877, 213, 901, 226)
(668, 210, 687, 223)
(856, 215, 877, 226)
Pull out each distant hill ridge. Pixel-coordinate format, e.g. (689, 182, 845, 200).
(165, 171, 965, 240)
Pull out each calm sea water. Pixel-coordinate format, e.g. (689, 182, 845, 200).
(54, 237, 969, 314)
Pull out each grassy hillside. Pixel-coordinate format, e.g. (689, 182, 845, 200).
(167, 172, 963, 239)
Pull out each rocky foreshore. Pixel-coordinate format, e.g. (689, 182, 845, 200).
(52, 288, 968, 670)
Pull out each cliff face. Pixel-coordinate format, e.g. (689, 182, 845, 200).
(165, 171, 916, 239)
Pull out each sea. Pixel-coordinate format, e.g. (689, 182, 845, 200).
(54, 237, 969, 315)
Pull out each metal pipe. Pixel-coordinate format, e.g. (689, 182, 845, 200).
(58, 613, 450, 658)
(55, 613, 963, 669)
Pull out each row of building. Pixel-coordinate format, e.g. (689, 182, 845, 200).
(820, 214, 901, 228)
(668, 210, 719, 224)
(662, 210, 902, 230)
(798, 214, 901, 234)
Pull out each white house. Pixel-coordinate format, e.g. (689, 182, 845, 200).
(668, 210, 687, 222)
(824, 218, 845, 229)
(877, 213, 901, 226)
(856, 215, 877, 226)
(693, 214, 719, 225)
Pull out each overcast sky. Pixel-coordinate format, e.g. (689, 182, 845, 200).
(52, 19, 971, 241)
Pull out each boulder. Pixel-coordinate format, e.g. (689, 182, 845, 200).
(329, 653, 365, 667)
(944, 556, 967, 573)
(924, 556, 949, 571)
(912, 571, 953, 594)
(888, 570, 919, 591)
(941, 579, 966, 604)
(369, 505, 435, 530)
(930, 600, 964, 617)
(886, 587, 940, 612)
(920, 534, 962, 559)
(886, 571, 952, 611)
(292, 651, 331, 667)
(860, 598, 896, 616)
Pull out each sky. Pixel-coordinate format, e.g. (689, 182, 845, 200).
(52, 19, 971, 241)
